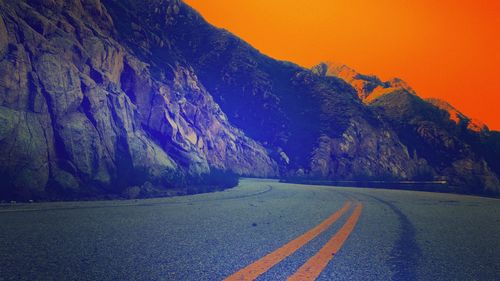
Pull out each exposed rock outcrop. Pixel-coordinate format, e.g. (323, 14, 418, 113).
(0, 0, 277, 200)
(156, 3, 427, 182)
(319, 62, 500, 194)
(312, 62, 415, 102)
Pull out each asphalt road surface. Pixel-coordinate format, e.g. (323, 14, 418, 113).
(1, 178, 499, 280)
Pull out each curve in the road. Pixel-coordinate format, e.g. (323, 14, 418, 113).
(0, 185, 275, 213)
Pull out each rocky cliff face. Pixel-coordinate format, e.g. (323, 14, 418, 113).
(0, 0, 498, 199)
(157, 2, 429, 182)
(0, 0, 277, 200)
(318, 62, 500, 194)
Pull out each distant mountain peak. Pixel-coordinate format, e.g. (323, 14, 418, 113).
(313, 62, 359, 80)
(314, 62, 489, 133)
(312, 62, 414, 102)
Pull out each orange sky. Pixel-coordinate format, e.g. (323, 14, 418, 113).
(184, 0, 500, 130)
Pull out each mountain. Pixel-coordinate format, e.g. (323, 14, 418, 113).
(0, 0, 498, 200)
(312, 62, 416, 102)
(425, 98, 488, 133)
(0, 0, 277, 200)
(315, 62, 500, 194)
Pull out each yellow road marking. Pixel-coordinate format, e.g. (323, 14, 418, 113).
(287, 203, 363, 281)
(224, 201, 352, 281)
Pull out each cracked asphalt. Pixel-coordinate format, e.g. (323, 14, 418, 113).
(0, 178, 499, 280)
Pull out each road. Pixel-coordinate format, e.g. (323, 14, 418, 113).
(0, 178, 499, 280)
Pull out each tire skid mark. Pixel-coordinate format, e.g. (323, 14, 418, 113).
(335, 189, 421, 281)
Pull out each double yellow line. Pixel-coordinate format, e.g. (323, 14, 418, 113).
(224, 201, 363, 281)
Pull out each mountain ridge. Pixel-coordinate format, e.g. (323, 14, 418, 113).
(0, 0, 498, 200)
(314, 61, 499, 193)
